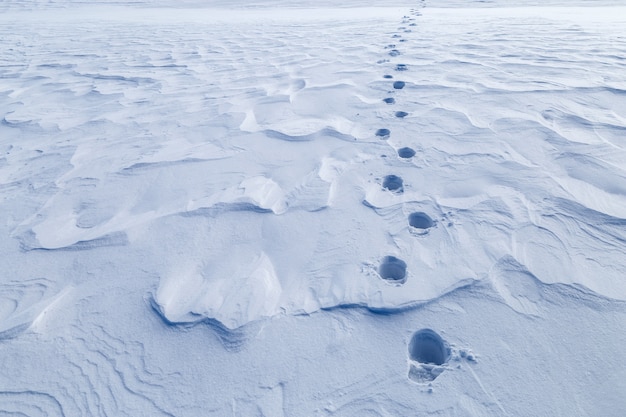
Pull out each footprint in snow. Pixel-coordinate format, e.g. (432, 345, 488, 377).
(378, 256, 407, 284)
(395, 111, 408, 118)
(383, 97, 396, 104)
(397, 147, 416, 158)
(409, 212, 434, 229)
(393, 81, 405, 89)
(408, 329, 451, 383)
(409, 212, 434, 235)
(375, 128, 391, 139)
(382, 174, 403, 192)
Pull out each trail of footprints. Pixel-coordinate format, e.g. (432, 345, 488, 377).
(371, 6, 461, 384)
(375, 9, 426, 285)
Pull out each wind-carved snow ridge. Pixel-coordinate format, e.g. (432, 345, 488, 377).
(0, 278, 69, 340)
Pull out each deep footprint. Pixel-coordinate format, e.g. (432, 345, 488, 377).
(409, 329, 449, 366)
(383, 74, 393, 79)
(378, 256, 407, 284)
(408, 329, 450, 383)
(395, 111, 408, 118)
(383, 97, 396, 104)
(393, 81, 405, 89)
(397, 147, 416, 158)
(375, 128, 391, 139)
(382, 174, 403, 192)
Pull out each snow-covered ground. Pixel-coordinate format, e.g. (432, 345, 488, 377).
(1, 1, 625, 415)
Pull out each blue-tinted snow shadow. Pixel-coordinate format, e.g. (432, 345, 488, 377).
(147, 296, 260, 352)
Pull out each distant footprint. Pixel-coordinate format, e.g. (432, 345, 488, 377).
(378, 256, 407, 284)
(393, 81, 405, 89)
(408, 329, 450, 383)
(383, 74, 393, 79)
(397, 147, 416, 158)
(383, 97, 396, 104)
(375, 128, 391, 139)
(395, 64, 408, 71)
(395, 111, 408, 118)
(389, 49, 401, 57)
(382, 174, 403, 192)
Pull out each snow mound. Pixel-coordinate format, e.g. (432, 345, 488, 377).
(156, 252, 282, 329)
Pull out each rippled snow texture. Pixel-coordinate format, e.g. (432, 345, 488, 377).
(1, 3, 626, 414)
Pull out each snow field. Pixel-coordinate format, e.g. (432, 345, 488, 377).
(1, 2, 626, 415)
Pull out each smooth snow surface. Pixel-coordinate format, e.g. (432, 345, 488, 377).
(1, 1, 626, 415)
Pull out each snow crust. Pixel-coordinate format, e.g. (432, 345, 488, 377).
(1, 1, 626, 415)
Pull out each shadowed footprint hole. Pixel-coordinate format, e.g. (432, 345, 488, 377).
(383, 97, 396, 104)
(393, 81, 405, 89)
(383, 74, 393, 79)
(378, 256, 407, 284)
(395, 111, 408, 118)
